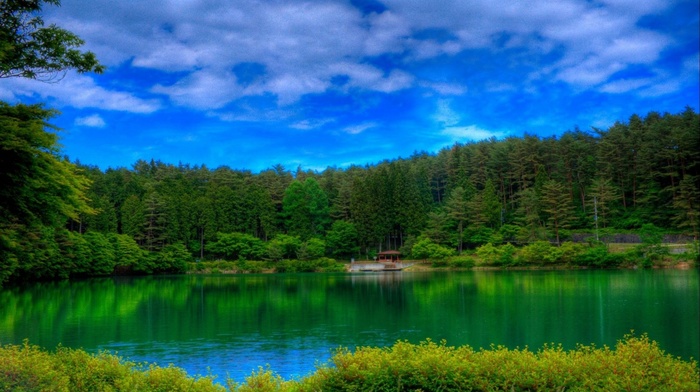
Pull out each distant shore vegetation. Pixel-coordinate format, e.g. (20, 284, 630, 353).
(1, 105, 699, 286)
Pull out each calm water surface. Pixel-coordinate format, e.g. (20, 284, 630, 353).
(1, 270, 698, 382)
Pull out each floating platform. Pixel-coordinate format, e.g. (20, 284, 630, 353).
(350, 262, 414, 272)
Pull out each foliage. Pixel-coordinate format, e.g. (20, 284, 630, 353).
(0, 341, 224, 391)
(304, 334, 700, 392)
(411, 236, 455, 260)
(0, 101, 94, 285)
(282, 178, 330, 239)
(325, 220, 359, 258)
(274, 258, 344, 273)
(572, 246, 631, 268)
(206, 232, 266, 261)
(475, 243, 516, 266)
(0, 0, 105, 80)
(3, 103, 700, 285)
(637, 223, 669, 262)
(187, 260, 268, 274)
(155, 243, 191, 273)
(4, 334, 695, 391)
(0, 103, 94, 227)
(296, 237, 325, 260)
(83, 231, 116, 276)
(517, 241, 560, 265)
(467, 226, 496, 247)
(557, 241, 584, 264)
(446, 255, 475, 268)
(109, 233, 146, 272)
(266, 234, 302, 261)
(541, 180, 576, 244)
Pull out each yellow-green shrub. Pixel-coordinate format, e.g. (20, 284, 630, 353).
(2, 334, 698, 391)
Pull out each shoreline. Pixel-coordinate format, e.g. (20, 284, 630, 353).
(185, 259, 697, 275)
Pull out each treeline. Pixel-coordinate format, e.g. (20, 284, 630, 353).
(77, 107, 700, 247)
(67, 107, 700, 254)
(1, 105, 699, 285)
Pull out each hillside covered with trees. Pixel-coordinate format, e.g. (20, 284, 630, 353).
(2, 102, 698, 285)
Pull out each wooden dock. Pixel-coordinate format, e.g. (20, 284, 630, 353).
(349, 262, 414, 272)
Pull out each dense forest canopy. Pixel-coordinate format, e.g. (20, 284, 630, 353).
(71, 106, 699, 249)
(2, 102, 698, 285)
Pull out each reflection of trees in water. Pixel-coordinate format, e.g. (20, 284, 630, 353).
(349, 272, 409, 307)
(0, 272, 697, 363)
(349, 271, 407, 285)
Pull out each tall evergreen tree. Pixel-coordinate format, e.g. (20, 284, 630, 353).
(445, 186, 470, 254)
(673, 175, 700, 239)
(588, 177, 620, 229)
(541, 180, 575, 244)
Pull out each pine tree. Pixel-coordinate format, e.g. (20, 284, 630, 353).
(142, 191, 167, 251)
(673, 175, 700, 239)
(445, 186, 470, 254)
(589, 178, 620, 228)
(541, 180, 575, 244)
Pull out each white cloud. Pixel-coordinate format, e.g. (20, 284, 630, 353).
(344, 122, 377, 135)
(557, 59, 626, 86)
(2, 73, 161, 113)
(152, 70, 242, 109)
(289, 118, 334, 130)
(30, 0, 687, 113)
(364, 11, 411, 56)
(433, 99, 461, 127)
(441, 125, 503, 143)
(75, 114, 106, 128)
(639, 80, 682, 97)
(420, 81, 467, 95)
(600, 78, 653, 94)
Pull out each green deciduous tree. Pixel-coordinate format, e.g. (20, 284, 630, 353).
(0, 103, 94, 284)
(0, 0, 104, 80)
(282, 178, 330, 239)
(267, 234, 302, 261)
(83, 231, 115, 275)
(0, 103, 93, 227)
(206, 232, 266, 261)
(155, 243, 191, 273)
(411, 236, 455, 260)
(109, 233, 146, 272)
(325, 220, 359, 259)
(298, 238, 326, 260)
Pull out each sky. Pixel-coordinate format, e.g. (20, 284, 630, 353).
(1, 0, 698, 172)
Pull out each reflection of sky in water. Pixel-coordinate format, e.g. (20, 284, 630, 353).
(100, 337, 342, 382)
(98, 325, 408, 382)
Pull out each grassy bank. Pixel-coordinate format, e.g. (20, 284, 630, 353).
(2, 334, 697, 391)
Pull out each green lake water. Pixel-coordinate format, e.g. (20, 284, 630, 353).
(1, 269, 698, 382)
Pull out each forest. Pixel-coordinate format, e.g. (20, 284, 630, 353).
(1, 100, 698, 285)
(2, 1, 699, 286)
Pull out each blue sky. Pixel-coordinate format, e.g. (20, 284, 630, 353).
(1, 0, 698, 172)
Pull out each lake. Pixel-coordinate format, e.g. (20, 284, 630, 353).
(0, 269, 698, 383)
